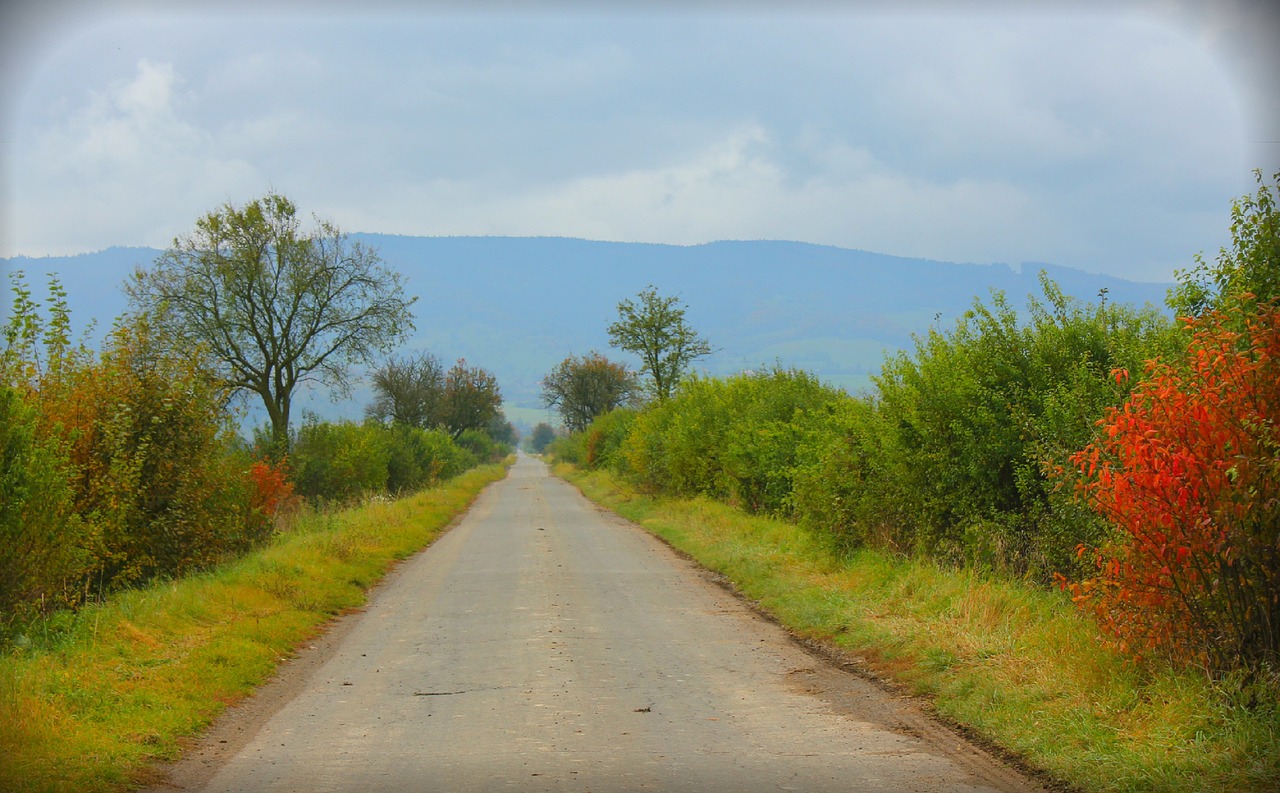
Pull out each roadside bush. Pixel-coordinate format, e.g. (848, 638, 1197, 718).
(608, 275, 1173, 580)
(1065, 301, 1280, 672)
(290, 417, 391, 503)
(870, 275, 1172, 575)
(385, 423, 475, 494)
(455, 427, 507, 463)
(716, 369, 845, 515)
(0, 385, 90, 624)
(583, 407, 637, 472)
(618, 368, 846, 516)
(790, 397, 913, 555)
(2, 273, 270, 612)
(292, 417, 478, 503)
(247, 457, 299, 521)
(1169, 169, 1279, 317)
(546, 430, 587, 465)
(620, 376, 732, 498)
(76, 319, 268, 587)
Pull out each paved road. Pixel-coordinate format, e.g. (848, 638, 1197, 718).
(153, 454, 1043, 793)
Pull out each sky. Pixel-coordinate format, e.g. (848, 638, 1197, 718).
(2, 0, 1277, 284)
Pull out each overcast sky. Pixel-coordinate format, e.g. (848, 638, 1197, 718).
(2, 0, 1277, 283)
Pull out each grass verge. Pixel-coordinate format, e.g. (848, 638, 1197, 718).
(0, 462, 509, 793)
(560, 464, 1280, 793)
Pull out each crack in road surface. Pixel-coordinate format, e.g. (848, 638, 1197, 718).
(147, 454, 1046, 793)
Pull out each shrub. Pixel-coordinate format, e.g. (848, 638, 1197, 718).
(2, 273, 270, 610)
(871, 275, 1172, 574)
(619, 376, 731, 498)
(292, 418, 478, 503)
(790, 397, 913, 555)
(75, 319, 269, 587)
(617, 368, 846, 516)
(385, 424, 475, 494)
(0, 385, 90, 624)
(290, 417, 391, 503)
(455, 427, 505, 463)
(583, 407, 637, 472)
(546, 431, 587, 466)
(1064, 302, 1280, 672)
(247, 457, 299, 521)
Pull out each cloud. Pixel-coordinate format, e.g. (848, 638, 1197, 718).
(14, 58, 262, 254)
(43, 60, 193, 171)
(2, 6, 1259, 283)
(332, 123, 1043, 264)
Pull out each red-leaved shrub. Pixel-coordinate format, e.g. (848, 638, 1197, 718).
(1063, 302, 1280, 671)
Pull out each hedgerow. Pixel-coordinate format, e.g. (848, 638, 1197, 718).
(562, 173, 1280, 676)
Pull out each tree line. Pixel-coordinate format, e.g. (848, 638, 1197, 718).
(1, 192, 512, 630)
(551, 172, 1280, 678)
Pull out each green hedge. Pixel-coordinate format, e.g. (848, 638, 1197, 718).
(571, 274, 1176, 581)
(291, 417, 476, 503)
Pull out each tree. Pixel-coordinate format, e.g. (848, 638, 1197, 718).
(487, 412, 518, 446)
(440, 358, 502, 439)
(607, 286, 712, 401)
(529, 422, 556, 454)
(366, 352, 445, 428)
(127, 192, 416, 455)
(540, 351, 638, 432)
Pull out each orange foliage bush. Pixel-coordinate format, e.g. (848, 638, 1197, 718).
(1064, 301, 1280, 671)
(248, 458, 298, 519)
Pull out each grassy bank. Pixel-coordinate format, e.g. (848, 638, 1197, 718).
(559, 464, 1280, 793)
(0, 462, 509, 793)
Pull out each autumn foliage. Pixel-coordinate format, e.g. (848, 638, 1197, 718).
(1065, 302, 1280, 671)
(248, 458, 299, 519)
(1, 274, 275, 623)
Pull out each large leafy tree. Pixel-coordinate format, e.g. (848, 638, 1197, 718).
(607, 286, 711, 401)
(540, 351, 637, 432)
(128, 193, 416, 455)
(440, 358, 502, 440)
(529, 422, 556, 454)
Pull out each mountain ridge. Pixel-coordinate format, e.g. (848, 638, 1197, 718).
(2, 235, 1173, 429)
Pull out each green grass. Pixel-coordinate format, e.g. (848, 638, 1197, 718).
(560, 464, 1280, 793)
(0, 463, 509, 793)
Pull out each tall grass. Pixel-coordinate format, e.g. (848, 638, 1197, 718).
(0, 462, 508, 793)
(562, 465, 1280, 793)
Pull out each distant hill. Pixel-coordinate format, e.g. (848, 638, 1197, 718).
(1, 236, 1172, 430)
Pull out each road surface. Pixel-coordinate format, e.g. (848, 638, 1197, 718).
(150, 454, 1044, 793)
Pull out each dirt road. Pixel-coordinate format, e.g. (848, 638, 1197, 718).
(150, 454, 1045, 792)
